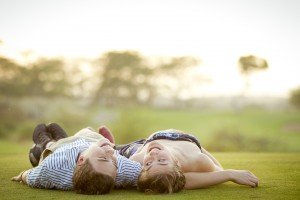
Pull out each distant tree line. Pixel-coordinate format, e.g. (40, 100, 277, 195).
(0, 57, 71, 97)
(5, 51, 297, 108)
(290, 87, 300, 109)
(0, 51, 200, 106)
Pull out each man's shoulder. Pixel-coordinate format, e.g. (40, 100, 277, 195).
(117, 154, 141, 170)
(115, 154, 142, 188)
(55, 138, 90, 150)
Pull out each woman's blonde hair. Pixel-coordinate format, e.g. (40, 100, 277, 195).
(137, 163, 186, 194)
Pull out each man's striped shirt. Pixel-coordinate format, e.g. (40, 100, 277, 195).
(27, 138, 91, 190)
(26, 138, 142, 190)
(115, 151, 142, 188)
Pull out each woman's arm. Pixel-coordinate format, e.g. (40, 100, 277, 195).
(201, 147, 223, 170)
(184, 169, 259, 189)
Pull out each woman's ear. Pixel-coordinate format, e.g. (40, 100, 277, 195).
(77, 154, 85, 166)
(173, 157, 181, 168)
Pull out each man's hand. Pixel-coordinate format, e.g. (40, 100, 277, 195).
(228, 169, 259, 187)
(11, 170, 27, 184)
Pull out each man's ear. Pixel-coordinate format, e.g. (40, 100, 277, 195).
(77, 155, 85, 166)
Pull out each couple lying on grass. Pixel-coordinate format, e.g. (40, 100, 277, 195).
(12, 123, 259, 195)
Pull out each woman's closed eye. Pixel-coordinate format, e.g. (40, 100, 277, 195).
(146, 162, 152, 166)
(97, 157, 107, 161)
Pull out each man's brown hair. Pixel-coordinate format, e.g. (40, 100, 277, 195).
(73, 159, 114, 195)
(137, 164, 186, 194)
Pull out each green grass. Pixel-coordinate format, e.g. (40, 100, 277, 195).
(108, 108, 300, 152)
(2, 97, 300, 152)
(1, 141, 299, 200)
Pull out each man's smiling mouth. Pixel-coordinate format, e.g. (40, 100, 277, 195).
(148, 146, 161, 152)
(101, 143, 111, 147)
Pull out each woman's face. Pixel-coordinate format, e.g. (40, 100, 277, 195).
(142, 141, 176, 175)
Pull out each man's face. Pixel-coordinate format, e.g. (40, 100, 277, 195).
(79, 139, 117, 179)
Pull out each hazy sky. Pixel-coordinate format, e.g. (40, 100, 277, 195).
(0, 0, 299, 98)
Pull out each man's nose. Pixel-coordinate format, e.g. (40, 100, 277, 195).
(149, 149, 159, 156)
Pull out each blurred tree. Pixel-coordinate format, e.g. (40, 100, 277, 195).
(153, 56, 200, 101)
(157, 57, 198, 72)
(92, 51, 152, 106)
(92, 51, 200, 106)
(289, 87, 300, 109)
(0, 56, 27, 96)
(0, 56, 72, 97)
(26, 58, 71, 97)
(238, 55, 268, 95)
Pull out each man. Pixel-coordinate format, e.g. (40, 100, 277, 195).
(12, 123, 141, 194)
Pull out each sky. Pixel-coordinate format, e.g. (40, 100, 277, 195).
(0, 0, 300, 98)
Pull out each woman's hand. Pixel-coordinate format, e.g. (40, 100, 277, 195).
(228, 169, 259, 187)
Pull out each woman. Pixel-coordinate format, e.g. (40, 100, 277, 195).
(118, 129, 259, 193)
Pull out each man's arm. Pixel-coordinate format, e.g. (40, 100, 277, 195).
(184, 169, 259, 189)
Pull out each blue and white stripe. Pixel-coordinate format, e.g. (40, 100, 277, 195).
(115, 151, 142, 188)
(27, 138, 91, 190)
(26, 138, 142, 190)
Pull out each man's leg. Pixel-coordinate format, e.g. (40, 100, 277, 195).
(32, 124, 53, 145)
(29, 123, 67, 167)
(29, 144, 43, 167)
(29, 124, 54, 167)
(47, 123, 68, 140)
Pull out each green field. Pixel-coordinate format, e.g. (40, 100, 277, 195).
(2, 99, 300, 152)
(1, 105, 300, 199)
(105, 107, 300, 152)
(1, 141, 299, 200)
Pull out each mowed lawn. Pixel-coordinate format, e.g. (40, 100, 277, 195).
(1, 141, 299, 200)
(105, 108, 300, 152)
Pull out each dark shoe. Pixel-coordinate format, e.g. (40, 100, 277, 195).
(29, 144, 44, 167)
(98, 126, 115, 143)
(32, 124, 53, 147)
(47, 123, 68, 141)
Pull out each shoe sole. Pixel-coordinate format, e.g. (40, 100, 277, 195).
(47, 123, 68, 141)
(32, 124, 48, 144)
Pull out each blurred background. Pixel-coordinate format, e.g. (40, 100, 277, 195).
(0, 0, 299, 152)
